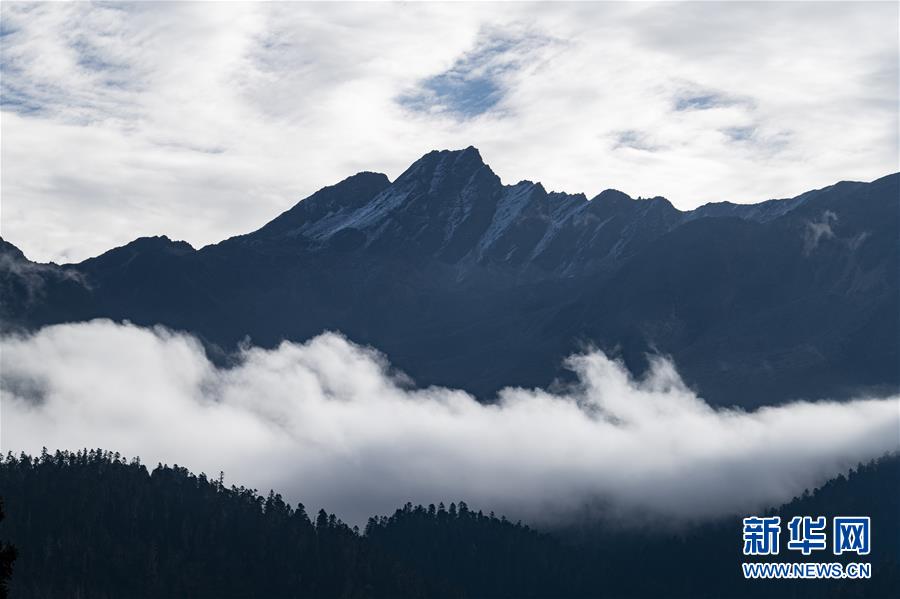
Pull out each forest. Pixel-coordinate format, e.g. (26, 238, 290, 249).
(0, 449, 897, 598)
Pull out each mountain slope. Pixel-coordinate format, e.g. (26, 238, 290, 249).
(2, 450, 897, 598)
(1, 149, 896, 406)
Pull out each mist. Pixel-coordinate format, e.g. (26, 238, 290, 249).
(1, 320, 897, 527)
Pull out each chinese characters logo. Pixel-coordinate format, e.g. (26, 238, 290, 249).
(743, 515, 870, 556)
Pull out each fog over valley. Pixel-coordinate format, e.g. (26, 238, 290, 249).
(2, 320, 896, 527)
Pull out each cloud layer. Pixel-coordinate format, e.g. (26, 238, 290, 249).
(1, 2, 897, 262)
(2, 320, 897, 527)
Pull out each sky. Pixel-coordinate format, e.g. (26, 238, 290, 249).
(1, 1, 897, 263)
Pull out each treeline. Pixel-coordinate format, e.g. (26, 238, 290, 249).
(0, 450, 437, 599)
(365, 454, 900, 599)
(0, 449, 897, 598)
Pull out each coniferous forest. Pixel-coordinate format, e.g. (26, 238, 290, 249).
(0, 450, 896, 598)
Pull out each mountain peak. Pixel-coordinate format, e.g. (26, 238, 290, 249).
(419, 145, 483, 164)
(78, 235, 194, 273)
(123, 235, 194, 252)
(394, 146, 496, 189)
(591, 189, 632, 203)
(0, 237, 28, 263)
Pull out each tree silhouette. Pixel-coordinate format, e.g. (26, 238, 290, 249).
(0, 498, 16, 599)
(0, 449, 896, 598)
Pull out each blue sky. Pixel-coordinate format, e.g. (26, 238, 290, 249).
(1, 1, 897, 263)
(397, 28, 554, 119)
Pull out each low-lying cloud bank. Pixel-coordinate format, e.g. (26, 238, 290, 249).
(1, 320, 897, 526)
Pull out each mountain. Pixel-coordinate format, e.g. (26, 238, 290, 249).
(1, 148, 897, 407)
(2, 449, 898, 598)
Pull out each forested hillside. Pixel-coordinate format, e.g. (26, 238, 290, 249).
(1, 450, 896, 598)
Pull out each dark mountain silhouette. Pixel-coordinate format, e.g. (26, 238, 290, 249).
(1, 449, 897, 598)
(1, 148, 897, 406)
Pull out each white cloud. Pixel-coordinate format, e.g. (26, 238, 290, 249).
(1, 2, 897, 262)
(804, 209, 838, 254)
(2, 320, 897, 527)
